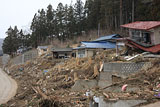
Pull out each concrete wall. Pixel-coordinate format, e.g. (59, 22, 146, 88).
(11, 49, 38, 65)
(2, 54, 10, 65)
(98, 62, 151, 88)
(85, 49, 94, 57)
(103, 62, 151, 76)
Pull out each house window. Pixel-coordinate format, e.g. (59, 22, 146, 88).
(78, 49, 85, 58)
(78, 50, 85, 54)
(131, 30, 141, 41)
(131, 30, 151, 44)
(142, 32, 151, 44)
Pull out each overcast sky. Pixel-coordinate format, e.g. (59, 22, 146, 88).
(0, 0, 85, 39)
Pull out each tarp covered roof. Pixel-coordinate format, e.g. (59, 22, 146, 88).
(121, 21, 160, 30)
(93, 34, 121, 42)
(74, 41, 116, 50)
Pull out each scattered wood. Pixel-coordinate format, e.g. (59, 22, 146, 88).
(32, 86, 48, 99)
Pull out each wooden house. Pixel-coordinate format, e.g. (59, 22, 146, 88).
(121, 21, 160, 53)
(74, 34, 121, 58)
(37, 46, 49, 56)
(51, 48, 73, 59)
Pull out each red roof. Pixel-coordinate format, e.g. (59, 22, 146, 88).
(121, 21, 160, 30)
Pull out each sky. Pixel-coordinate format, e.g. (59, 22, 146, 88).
(0, 0, 85, 39)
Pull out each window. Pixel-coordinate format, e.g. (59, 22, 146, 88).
(78, 50, 85, 54)
(43, 49, 47, 51)
(142, 32, 151, 44)
(78, 49, 85, 58)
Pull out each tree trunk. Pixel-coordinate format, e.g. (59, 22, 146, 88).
(132, 0, 135, 22)
(120, 0, 123, 25)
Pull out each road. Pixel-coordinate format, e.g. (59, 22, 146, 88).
(0, 68, 17, 105)
(142, 102, 160, 107)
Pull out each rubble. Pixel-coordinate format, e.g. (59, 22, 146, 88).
(2, 49, 160, 106)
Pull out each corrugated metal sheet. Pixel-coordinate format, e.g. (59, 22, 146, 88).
(121, 21, 160, 30)
(37, 46, 48, 49)
(52, 48, 72, 52)
(74, 41, 116, 49)
(93, 34, 121, 42)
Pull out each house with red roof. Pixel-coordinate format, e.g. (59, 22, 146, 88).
(121, 21, 160, 53)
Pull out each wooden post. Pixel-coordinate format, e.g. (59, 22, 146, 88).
(116, 41, 119, 57)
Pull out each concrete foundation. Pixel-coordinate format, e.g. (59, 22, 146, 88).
(71, 80, 98, 91)
(90, 96, 146, 107)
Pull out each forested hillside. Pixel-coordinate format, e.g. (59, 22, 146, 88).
(3, 0, 160, 55)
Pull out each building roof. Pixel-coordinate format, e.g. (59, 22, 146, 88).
(93, 34, 121, 42)
(121, 21, 160, 30)
(74, 41, 116, 50)
(37, 46, 48, 49)
(52, 48, 72, 52)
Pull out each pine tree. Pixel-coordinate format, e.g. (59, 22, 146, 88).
(56, 3, 65, 40)
(74, 0, 85, 35)
(67, 5, 76, 38)
(2, 26, 19, 55)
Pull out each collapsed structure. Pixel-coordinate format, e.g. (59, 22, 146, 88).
(121, 21, 160, 53)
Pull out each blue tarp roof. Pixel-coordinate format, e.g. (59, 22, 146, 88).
(74, 41, 116, 50)
(93, 34, 121, 42)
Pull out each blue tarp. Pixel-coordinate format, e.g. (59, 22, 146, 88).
(74, 41, 116, 49)
(93, 34, 121, 42)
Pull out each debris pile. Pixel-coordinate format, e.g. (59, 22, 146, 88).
(4, 51, 107, 106)
(90, 59, 160, 105)
(2, 49, 160, 106)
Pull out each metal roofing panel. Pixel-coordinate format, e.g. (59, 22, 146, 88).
(121, 21, 160, 30)
(81, 41, 116, 49)
(93, 34, 121, 42)
(52, 48, 72, 52)
(37, 46, 48, 49)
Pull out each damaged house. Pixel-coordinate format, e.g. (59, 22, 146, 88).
(74, 34, 122, 58)
(121, 21, 160, 53)
(51, 48, 73, 58)
(37, 46, 49, 56)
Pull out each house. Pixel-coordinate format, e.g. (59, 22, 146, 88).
(121, 21, 160, 53)
(74, 34, 122, 58)
(74, 41, 116, 58)
(37, 46, 49, 56)
(51, 48, 73, 58)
